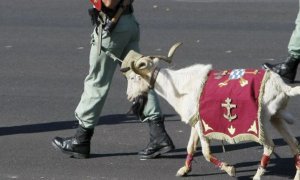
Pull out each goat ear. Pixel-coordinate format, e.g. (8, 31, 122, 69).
(120, 67, 130, 73)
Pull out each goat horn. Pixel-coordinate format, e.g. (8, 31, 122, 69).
(168, 42, 183, 59)
(130, 61, 141, 76)
(130, 60, 149, 78)
(151, 42, 183, 63)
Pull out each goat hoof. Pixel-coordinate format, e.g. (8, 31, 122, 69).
(253, 176, 261, 180)
(253, 166, 265, 180)
(176, 166, 191, 177)
(226, 166, 236, 177)
(221, 163, 236, 177)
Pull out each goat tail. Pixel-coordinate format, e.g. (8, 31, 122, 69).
(286, 86, 300, 97)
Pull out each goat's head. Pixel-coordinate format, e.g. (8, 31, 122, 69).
(120, 42, 182, 102)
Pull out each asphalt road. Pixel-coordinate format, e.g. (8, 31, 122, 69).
(1, 0, 300, 179)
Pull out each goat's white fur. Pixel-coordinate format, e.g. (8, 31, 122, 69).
(155, 64, 212, 124)
(124, 60, 300, 179)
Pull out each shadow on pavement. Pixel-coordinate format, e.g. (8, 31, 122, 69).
(164, 138, 300, 180)
(0, 114, 178, 136)
(171, 151, 297, 179)
(235, 156, 296, 180)
(89, 152, 138, 158)
(1, 113, 299, 179)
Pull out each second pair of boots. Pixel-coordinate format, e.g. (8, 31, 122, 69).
(138, 118, 175, 159)
(263, 55, 300, 83)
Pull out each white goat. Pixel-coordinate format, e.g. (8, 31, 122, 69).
(120, 43, 300, 180)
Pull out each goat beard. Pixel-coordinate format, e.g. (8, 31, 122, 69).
(129, 95, 148, 119)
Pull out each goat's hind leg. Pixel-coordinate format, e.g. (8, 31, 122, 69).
(271, 115, 300, 180)
(176, 126, 199, 177)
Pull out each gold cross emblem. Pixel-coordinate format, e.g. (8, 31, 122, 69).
(217, 69, 259, 87)
(221, 98, 237, 122)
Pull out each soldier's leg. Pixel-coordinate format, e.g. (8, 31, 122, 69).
(117, 15, 174, 159)
(76, 14, 139, 128)
(141, 90, 162, 121)
(288, 0, 300, 56)
(263, 3, 300, 83)
(75, 33, 120, 128)
(52, 28, 126, 158)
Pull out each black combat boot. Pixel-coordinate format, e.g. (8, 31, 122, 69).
(52, 125, 94, 159)
(138, 117, 175, 159)
(263, 55, 300, 83)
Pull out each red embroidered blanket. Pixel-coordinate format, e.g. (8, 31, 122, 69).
(199, 69, 267, 144)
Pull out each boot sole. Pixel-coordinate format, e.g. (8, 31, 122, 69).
(139, 145, 174, 160)
(262, 64, 295, 84)
(51, 140, 89, 159)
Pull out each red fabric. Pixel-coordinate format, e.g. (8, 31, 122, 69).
(199, 69, 266, 142)
(295, 154, 300, 169)
(260, 154, 270, 168)
(210, 155, 222, 167)
(185, 154, 193, 168)
(90, 0, 102, 10)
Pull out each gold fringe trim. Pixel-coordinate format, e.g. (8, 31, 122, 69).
(189, 113, 199, 127)
(188, 70, 210, 127)
(204, 132, 261, 144)
(256, 70, 270, 144)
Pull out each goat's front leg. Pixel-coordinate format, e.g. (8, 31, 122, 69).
(253, 133, 274, 180)
(176, 126, 199, 177)
(200, 137, 236, 177)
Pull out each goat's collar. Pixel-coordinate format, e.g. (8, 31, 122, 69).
(149, 67, 160, 89)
